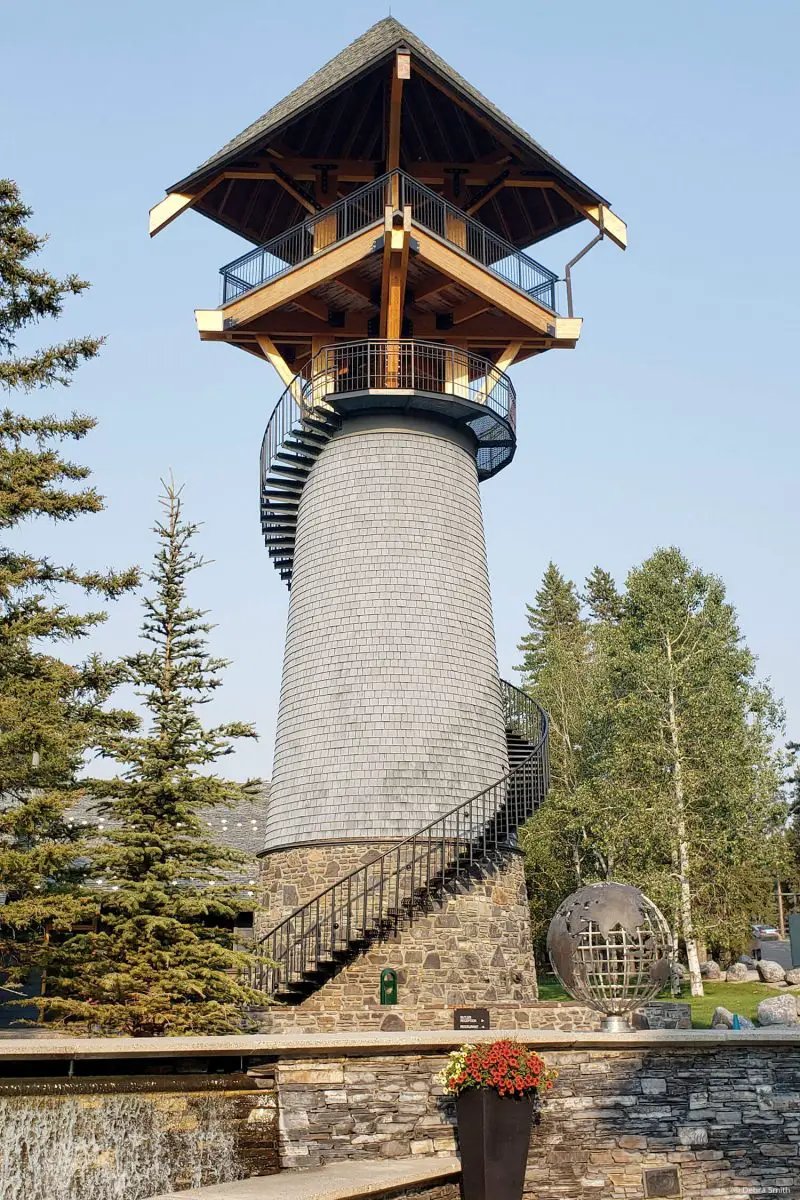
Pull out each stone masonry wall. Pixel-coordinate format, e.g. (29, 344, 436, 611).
(256, 846, 539, 1031)
(265, 412, 508, 851)
(275, 1043, 800, 1197)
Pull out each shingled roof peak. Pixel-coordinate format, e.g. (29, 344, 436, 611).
(170, 16, 605, 208)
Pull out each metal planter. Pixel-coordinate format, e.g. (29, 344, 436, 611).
(456, 1088, 534, 1200)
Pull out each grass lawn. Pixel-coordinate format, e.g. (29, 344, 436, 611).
(536, 973, 791, 1028)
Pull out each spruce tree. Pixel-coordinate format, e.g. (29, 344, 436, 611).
(516, 564, 598, 944)
(41, 480, 266, 1035)
(0, 180, 137, 999)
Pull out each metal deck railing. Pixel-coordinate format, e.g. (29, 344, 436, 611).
(221, 170, 558, 310)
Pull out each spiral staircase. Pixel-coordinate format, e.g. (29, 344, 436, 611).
(251, 680, 548, 1002)
(260, 339, 518, 588)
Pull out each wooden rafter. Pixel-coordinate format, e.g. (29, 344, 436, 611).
(451, 297, 492, 325)
(293, 293, 330, 322)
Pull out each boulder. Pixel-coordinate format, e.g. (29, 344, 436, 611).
(701, 960, 723, 980)
(738, 954, 757, 968)
(785, 967, 800, 986)
(726, 963, 760, 983)
(711, 1006, 735, 1029)
(756, 995, 800, 1027)
(757, 959, 786, 984)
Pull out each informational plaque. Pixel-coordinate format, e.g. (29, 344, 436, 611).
(454, 1007, 490, 1031)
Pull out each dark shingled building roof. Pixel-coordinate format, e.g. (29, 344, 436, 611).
(67, 787, 270, 893)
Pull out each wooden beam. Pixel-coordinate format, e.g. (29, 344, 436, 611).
(149, 169, 289, 235)
(219, 226, 379, 327)
(271, 167, 317, 215)
(379, 207, 411, 339)
(554, 317, 583, 342)
(293, 293, 330, 322)
(466, 171, 509, 216)
(335, 270, 375, 304)
(387, 51, 408, 173)
(253, 158, 379, 182)
(409, 271, 454, 304)
(451, 297, 492, 325)
(412, 312, 536, 341)
(149, 175, 223, 236)
(255, 335, 305, 401)
(195, 309, 225, 334)
(503, 176, 627, 249)
(494, 342, 522, 373)
(149, 191, 197, 237)
(413, 229, 556, 336)
(239, 313, 371, 337)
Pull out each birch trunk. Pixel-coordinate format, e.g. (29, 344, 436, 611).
(666, 634, 704, 997)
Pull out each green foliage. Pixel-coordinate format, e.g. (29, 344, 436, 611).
(0, 180, 138, 996)
(41, 480, 267, 1035)
(519, 549, 788, 966)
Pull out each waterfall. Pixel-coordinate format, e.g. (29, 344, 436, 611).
(0, 1089, 246, 1200)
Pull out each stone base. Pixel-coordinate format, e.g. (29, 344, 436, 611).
(257, 844, 538, 1028)
(254, 1000, 601, 1034)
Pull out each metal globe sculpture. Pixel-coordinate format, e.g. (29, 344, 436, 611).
(547, 883, 672, 1031)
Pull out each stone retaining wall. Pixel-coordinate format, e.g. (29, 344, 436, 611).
(275, 1043, 800, 1197)
(257, 998, 601, 1034)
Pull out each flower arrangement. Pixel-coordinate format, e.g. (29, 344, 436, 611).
(438, 1039, 557, 1099)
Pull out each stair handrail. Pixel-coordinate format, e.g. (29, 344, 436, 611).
(252, 681, 548, 989)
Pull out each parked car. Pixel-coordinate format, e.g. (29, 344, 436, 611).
(751, 923, 781, 940)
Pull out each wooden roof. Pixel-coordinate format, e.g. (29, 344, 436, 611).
(162, 18, 613, 251)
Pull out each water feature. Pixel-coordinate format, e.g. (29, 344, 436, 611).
(0, 1080, 249, 1200)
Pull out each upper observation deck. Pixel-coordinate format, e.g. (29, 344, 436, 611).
(150, 17, 625, 389)
(195, 169, 580, 367)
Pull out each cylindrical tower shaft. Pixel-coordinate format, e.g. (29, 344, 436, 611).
(263, 411, 508, 853)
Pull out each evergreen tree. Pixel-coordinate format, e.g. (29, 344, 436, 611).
(516, 565, 597, 943)
(41, 480, 266, 1035)
(518, 551, 787, 973)
(584, 566, 623, 624)
(517, 563, 587, 794)
(597, 548, 785, 994)
(0, 180, 137, 999)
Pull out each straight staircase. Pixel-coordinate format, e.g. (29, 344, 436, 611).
(250, 680, 548, 1002)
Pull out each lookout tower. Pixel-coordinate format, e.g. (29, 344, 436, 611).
(150, 18, 625, 1029)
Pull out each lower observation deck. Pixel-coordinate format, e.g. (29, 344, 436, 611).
(260, 339, 516, 587)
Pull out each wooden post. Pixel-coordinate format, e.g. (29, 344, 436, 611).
(387, 50, 408, 208)
(444, 339, 469, 399)
(442, 170, 468, 250)
(310, 336, 335, 410)
(380, 207, 411, 387)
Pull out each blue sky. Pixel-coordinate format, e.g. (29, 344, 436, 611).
(4, 0, 799, 779)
